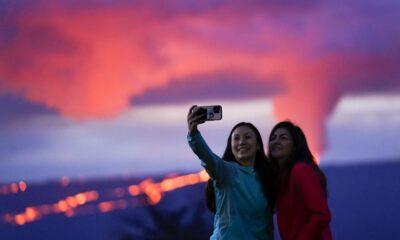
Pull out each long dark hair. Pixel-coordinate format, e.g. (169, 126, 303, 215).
(205, 122, 275, 213)
(267, 121, 327, 196)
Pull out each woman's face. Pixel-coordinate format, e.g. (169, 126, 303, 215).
(269, 127, 294, 166)
(231, 125, 259, 166)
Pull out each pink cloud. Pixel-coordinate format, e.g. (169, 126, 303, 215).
(0, 0, 399, 155)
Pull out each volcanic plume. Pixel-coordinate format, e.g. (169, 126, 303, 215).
(1, 0, 399, 156)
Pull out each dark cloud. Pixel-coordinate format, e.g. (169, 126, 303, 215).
(0, 94, 57, 127)
(132, 72, 282, 105)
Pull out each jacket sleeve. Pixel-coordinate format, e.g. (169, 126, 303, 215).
(293, 163, 331, 240)
(187, 131, 230, 184)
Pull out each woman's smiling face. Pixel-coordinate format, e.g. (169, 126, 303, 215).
(269, 127, 294, 166)
(231, 125, 259, 166)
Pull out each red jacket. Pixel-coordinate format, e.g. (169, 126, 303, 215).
(276, 162, 332, 240)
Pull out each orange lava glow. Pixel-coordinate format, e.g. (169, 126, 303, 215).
(98, 201, 115, 213)
(10, 183, 18, 194)
(128, 170, 210, 205)
(75, 193, 87, 205)
(2, 170, 209, 225)
(0, 181, 28, 196)
(98, 199, 129, 213)
(18, 181, 27, 192)
(3, 190, 99, 225)
(15, 214, 26, 226)
(140, 179, 162, 205)
(128, 185, 141, 196)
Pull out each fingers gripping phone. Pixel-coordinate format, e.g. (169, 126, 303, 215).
(196, 105, 223, 121)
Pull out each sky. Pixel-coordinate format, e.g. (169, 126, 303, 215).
(0, 0, 399, 183)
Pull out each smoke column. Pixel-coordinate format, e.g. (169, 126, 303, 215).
(1, 0, 399, 158)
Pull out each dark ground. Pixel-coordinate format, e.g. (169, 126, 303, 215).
(1, 160, 399, 240)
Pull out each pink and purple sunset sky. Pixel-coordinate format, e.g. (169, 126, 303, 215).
(0, 0, 399, 183)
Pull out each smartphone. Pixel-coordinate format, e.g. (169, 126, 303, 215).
(196, 105, 222, 121)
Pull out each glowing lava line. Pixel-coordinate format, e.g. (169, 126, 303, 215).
(0, 181, 27, 196)
(2, 170, 209, 225)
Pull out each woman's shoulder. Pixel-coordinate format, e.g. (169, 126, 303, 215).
(292, 162, 314, 175)
(290, 162, 321, 187)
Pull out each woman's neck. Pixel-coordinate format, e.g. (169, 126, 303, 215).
(277, 157, 290, 169)
(237, 157, 255, 167)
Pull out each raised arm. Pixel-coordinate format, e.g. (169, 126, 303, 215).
(187, 105, 229, 182)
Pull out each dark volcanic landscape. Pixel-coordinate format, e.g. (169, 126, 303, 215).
(1, 161, 399, 240)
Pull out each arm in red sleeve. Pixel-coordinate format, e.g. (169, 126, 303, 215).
(293, 163, 331, 240)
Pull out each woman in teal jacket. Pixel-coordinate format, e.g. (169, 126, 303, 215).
(187, 106, 274, 240)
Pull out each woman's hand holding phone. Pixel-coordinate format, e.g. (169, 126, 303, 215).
(187, 105, 206, 135)
(187, 105, 223, 135)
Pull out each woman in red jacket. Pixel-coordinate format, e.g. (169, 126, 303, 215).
(267, 121, 332, 240)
